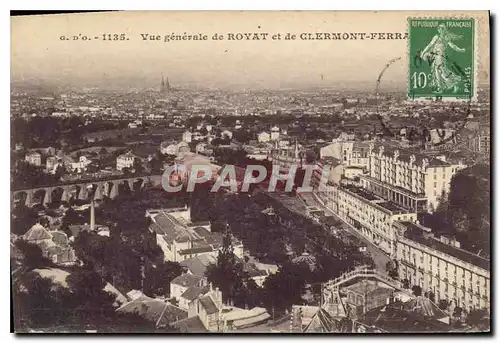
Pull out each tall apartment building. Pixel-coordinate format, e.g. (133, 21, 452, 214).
(361, 144, 466, 212)
(394, 221, 490, 312)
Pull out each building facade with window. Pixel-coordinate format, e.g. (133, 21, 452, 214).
(335, 184, 417, 256)
(394, 221, 490, 313)
(362, 144, 466, 212)
(116, 152, 135, 171)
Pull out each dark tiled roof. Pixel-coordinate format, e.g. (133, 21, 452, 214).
(171, 274, 206, 288)
(23, 224, 52, 241)
(155, 304, 188, 328)
(402, 296, 448, 319)
(180, 285, 210, 301)
(199, 295, 218, 315)
(193, 227, 211, 238)
(187, 221, 211, 227)
(172, 316, 208, 333)
(117, 297, 187, 328)
(68, 224, 92, 237)
(178, 245, 214, 255)
(372, 143, 449, 167)
(402, 224, 490, 271)
(180, 255, 217, 276)
(304, 308, 341, 333)
(51, 231, 69, 246)
(152, 213, 179, 237)
(360, 301, 450, 333)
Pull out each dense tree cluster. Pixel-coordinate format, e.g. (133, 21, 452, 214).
(11, 117, 128, 149)
(422, 163, 490, 256)
(11, 160, 62, 189)
(12, 239, 168, 332)
(193, 185, 372, 313)
(71, 188, 188, 294)
(11, 205, 39, 236)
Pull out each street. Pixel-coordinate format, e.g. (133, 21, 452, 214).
(298, 192, 391, 273)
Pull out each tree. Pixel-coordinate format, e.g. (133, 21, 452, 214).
(147, 156, 164, 174)
(13, 274, 69, 329)
(86, 162, 100, 174)
(412, 285, 422, 296)
(423, 164, 490, 256)
(133, 158, 144, 174)
(261, 262, 306, 314)
(205, 228, 248, 305)
(14, 239, 54, 270)
(143, 261, 184, 297)
(466, 308, 490, 330)
(11, 160, 59, 189)
(402, 279, 410, 289)
(11, 205, 39, 236)
(453, 306, 463, 319)
(438, 299, 449, 311)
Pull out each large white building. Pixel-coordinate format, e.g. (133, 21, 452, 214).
(394, 221, 490, 313)
(335, 184, 417, 256)
(362, 144, 467, 212)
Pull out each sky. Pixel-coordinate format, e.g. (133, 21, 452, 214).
(11, 11, 490, 91)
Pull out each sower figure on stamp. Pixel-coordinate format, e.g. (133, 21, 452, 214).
(420, 23, 466, 94)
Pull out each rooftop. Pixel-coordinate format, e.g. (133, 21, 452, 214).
(178, 245, 214, 255)
(341, 184, 410, 215)
(360, 300, 451, 333)
(179, 254, 217, 276)
(342, 184, 379, 201)
(400, 221, 490, 271)
(377, 201, 407, 213)
(344, 280, 393, 296)
(172, 315, 208, 333)
(116, 296, 188, 328)
(199, 295, 219, 315)
(171, 274, 206, 289)
(23, 223, 52, 241)
(372, 143, 450, 168)
(180, 285, 210, 301)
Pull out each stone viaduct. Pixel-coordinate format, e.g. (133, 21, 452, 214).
(12, 174, 163, 207)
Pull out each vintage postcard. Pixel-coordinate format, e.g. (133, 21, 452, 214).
(11, 11, 490, 334)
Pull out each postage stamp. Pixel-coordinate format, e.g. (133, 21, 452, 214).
(408, 18, 475, 100)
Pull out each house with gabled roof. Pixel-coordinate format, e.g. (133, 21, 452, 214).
(302, 308, 348, 333)
(170, 274, 209, 310)
(116, 294, 188, 330)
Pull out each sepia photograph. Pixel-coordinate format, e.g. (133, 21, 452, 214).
(10, 10, 491, 334)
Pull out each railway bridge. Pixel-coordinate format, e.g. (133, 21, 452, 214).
(11, 174, 163, 207)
